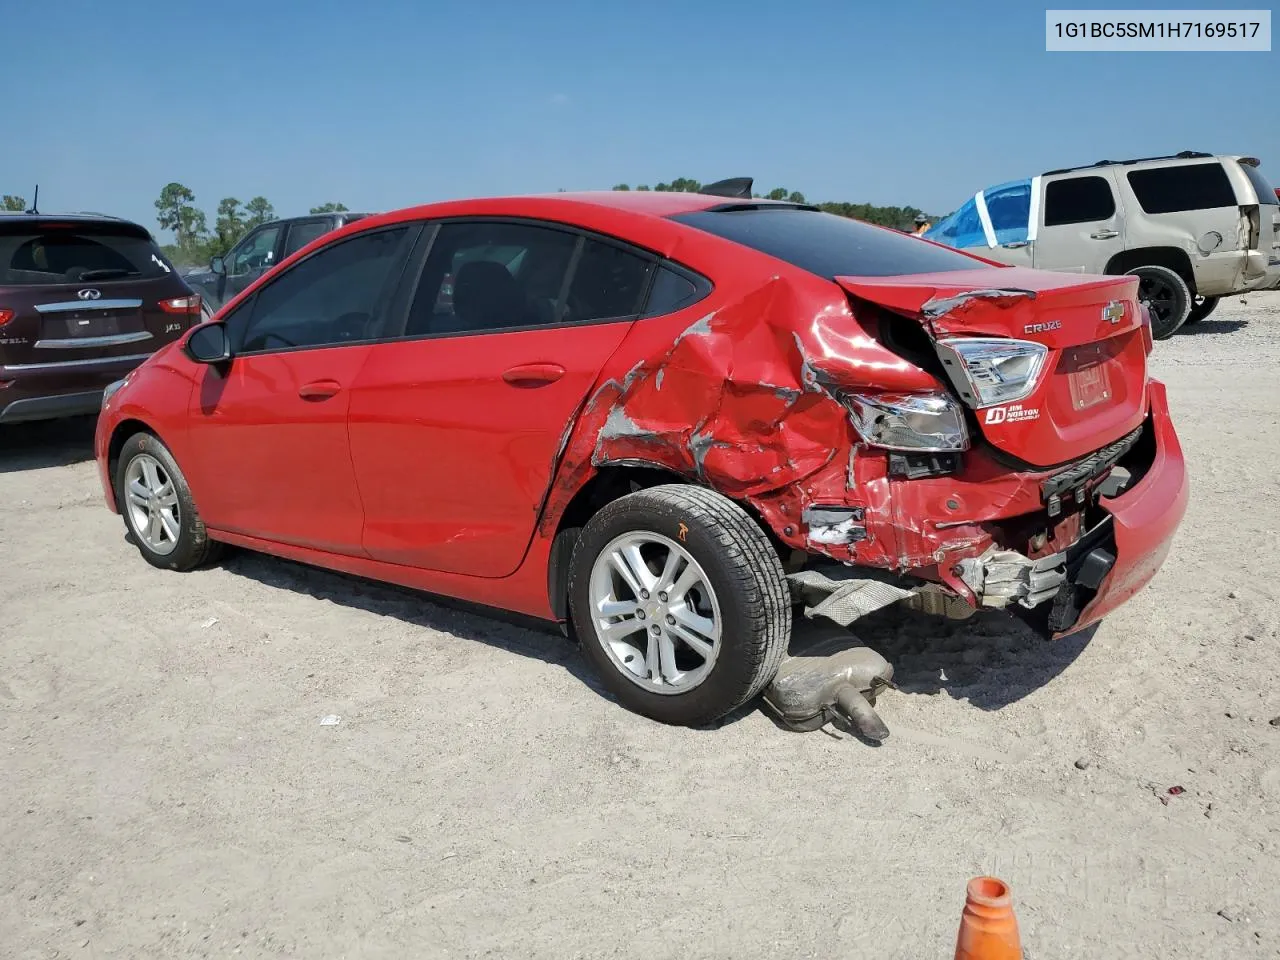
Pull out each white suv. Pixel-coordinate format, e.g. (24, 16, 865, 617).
(926, 152, 1280, 339)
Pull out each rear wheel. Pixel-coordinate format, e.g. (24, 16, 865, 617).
(115, 432, 222, 571)
(1125, 265, 1191, 340)
(1183, 295, 1219, 325)
(568, 484, 790, 727)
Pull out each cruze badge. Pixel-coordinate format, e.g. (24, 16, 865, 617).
(1024, 320, 1061, 334)
(1102, 300, 1125, 324)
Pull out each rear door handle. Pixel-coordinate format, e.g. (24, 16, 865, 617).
(1090, 229, 1119, 240)
(298, 379, 342, 400)
(502, 362, 565, 387)
(1002, 241, 1029, 249)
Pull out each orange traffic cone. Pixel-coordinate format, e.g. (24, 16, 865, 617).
(954, 876, 1023, 960)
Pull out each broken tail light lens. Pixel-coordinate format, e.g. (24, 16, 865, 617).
(844, 392, 969, 452)
(935, 337, 1048, 408)
(0, 308, 14, 327)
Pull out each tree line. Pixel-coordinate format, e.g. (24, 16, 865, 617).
(611, 179, 933, 230)
(153, 183, 349, 266)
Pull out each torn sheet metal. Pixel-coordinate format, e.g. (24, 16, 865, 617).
(956, 546, 1067, 609)
(786, 566, 916, 627)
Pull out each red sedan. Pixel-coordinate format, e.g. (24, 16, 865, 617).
(95, 183, 1188, 727)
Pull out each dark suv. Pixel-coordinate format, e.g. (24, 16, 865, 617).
(186, 211, 371, 315)
(0, 214, 202, 424)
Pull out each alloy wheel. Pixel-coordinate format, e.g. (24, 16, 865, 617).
(124, 454, 181, 556)
(588, 531, 722, 694)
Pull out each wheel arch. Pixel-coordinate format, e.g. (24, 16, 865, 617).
(105, 417, 166, 498)
(1103, 247, 1197, 293)
(546, 463, 691, 621)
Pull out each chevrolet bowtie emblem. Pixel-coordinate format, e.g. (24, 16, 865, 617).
(1102, 300, 1125, 324)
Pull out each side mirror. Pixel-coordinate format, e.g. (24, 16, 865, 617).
(210, 256, 226, 276)
(186, 323, 231, 364)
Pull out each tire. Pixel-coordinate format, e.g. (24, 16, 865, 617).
(1183, 295, 1219, 325)
(568, 484, 790, 727)
(115, 432, 223, 571)
(1124, 264, 1191, 340)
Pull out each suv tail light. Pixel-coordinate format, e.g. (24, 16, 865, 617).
(0, 308, 13, 327)
(159, 295, 202, 317)
(1139, 304, 1154, 355)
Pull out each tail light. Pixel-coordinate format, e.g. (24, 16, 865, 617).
(0, 308, 13, 327)
(159, 295, 202, 317)
(844, 392, 970, 452)
(1139, 304, 1154, 355)
(934, 337, 1048, 408)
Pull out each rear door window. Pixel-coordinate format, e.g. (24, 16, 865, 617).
(1126, 163, 1237, 213)
(0, 221, 172, 284)
(642, 265, 710, 317)
(403, 221, 579, 336)
(282, 219, 332, 258)
(563, 239, 653, 323)
(1043, 176, 1116, 226)
(673, 207, 984, 277)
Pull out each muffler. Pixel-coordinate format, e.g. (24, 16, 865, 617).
(761, 621, 894, 740)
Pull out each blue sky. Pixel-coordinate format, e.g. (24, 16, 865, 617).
(4, 0, 1275, 238)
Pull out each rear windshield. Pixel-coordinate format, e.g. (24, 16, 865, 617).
(1238, 162, 1278, 205)
(671, 207, 983, 278)
(0, 220, 172, 285)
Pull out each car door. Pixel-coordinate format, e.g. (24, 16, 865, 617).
(185, 224, 416, 555)
(1033, 172, 1125, 274)
(220, 222, 284, 305)
(347, 219, 653, 578)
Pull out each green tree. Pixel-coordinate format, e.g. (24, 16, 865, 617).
(787, 191, 806, 204)
(611, 184, 630, 191)
(211, 198, 246, 257)
(244, 196, 275, 228)
(635, 185, 651, 191)
(2, 195, 26, 212)
(766, 187, 788, 201)
(154, 182, 209, 255)
(309, 202, 349, 214)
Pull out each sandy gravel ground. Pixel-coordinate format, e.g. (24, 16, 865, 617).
(2, 293, 1278, 960)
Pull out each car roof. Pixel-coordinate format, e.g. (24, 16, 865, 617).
(0, 211, 144, 227)
(1040, 150, 1252, 177)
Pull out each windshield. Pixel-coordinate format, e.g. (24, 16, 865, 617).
(0, 220, 173, 285)
(671, 207, 984, 278)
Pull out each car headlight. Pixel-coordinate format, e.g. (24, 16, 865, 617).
(844, 392, 969, 452)
(102, 376, 130, 406)
(935, 337, 1048, 409)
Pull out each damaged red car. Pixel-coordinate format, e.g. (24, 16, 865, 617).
(95, 180, 1189, 729)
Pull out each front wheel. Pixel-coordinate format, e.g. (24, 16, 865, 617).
(115, 432, 222, 571)
(1125, 264, 1191, 340)
(568, 485, 790, 727)
(1183, 295, 1219, 325)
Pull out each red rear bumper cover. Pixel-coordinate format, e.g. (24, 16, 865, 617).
(1060, 379, 1188, 636)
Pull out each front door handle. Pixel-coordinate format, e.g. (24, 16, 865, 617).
(298, 379, 342, 400)
(1090, 229, 1119, 240)
(1002, 241, 1030, 249)
(502, 362, 565, 387)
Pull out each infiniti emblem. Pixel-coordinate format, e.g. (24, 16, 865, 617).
(77, 288, 102, 301)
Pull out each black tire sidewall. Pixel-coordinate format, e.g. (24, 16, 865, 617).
(568, 490, 780, 726)
(1184, 295, 1219, 325)
(115, 433, 210, 571)
(1127, 265, 1191, 340)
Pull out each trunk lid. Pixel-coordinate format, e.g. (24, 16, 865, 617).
(837, 266, 1149, 468)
